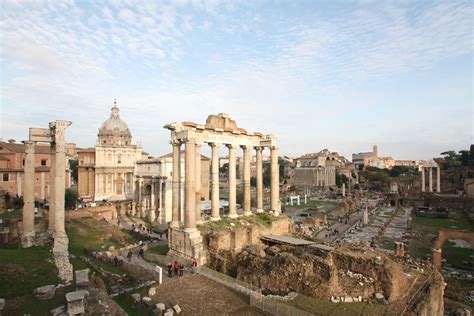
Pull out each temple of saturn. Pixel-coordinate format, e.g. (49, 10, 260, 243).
(164, 113, 280, 262)
(21, 120, 73, 282)
(420, 160, 441, 193)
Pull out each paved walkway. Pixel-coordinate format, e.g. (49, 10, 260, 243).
(317, 209, 364, 242)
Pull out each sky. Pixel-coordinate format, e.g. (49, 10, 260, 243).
(1, 0, 473, 160)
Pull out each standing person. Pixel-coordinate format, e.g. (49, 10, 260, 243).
(191, 258, 198, 274)
(179, 263, 185, 276)
(127, 250, 133, 261)
(174, 261, 179, 276)
(117, 218, 121, 226)
(139, 247, 144, 258)
(167, 263, 173, 278)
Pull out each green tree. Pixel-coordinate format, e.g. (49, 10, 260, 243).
(336, 173, 349, 186)
(69, 159, 78, 183)
(440, 151, 461, 168)
(459, 150, 470, 166)
(219, 163, 228, 176)
(65, 188, 78, 210)
(250, 176, 257, 188)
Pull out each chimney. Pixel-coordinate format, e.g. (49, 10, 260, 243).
(373, 145, 378, 157)
(8, 139, 15, 144)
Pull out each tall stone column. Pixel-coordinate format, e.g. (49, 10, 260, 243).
(184, 139, 197, 232)
(48, 144, 56, 233)
(195, 143, 202, 224)
(227, 144, 238, 218)
(270, 146, 279, 215)
(210, 143, 220, 221)
(137, 178, 142, 217)
(242, 145, 251, 216)
(150, 180, 156, 222)
(158, 179, 163, 223)
(171, 141, 180, 227)
(421, 167, 425, 192)
(429, 167, 433, 192)
(21, 140, 36, 247)
(51, 120, 73, 282)
(255, 147, 263, 213)
(436, 167, 441, 193)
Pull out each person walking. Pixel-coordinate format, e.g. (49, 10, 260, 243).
(174, 261, 180, 276)
(191, 258, 198, 274)
(139, 247, 144, 259)
(179, 263, 185, 276)
(127, 250, 133, 261)
(167, 263, 173, 278)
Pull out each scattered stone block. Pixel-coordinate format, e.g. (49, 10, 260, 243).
(75, 269, 90, 289)
(34, 285, 56, 300)
(148, 287, 156, 296)
(108, 246, 115, 251)
(50, 305, 66, 316)
(142, 296, 154, 307)
(330, 296, 341, 303)
(0, 298, 5, 311)
(173, 304, 181, 314)
(344, 296, 353, 303)
(155, 303, 166, 312)
(164, 308, 174, 316)
(65, 290, 89, 315)
(131, 293, 141, 303)
(374, 293, 385, 302)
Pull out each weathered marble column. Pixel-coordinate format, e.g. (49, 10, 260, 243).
(195, 143, 202, 224)
(242, 145, 251, 216)
(342, 183, 346, 197)
(21, 140, 36, 247)
(184, 139, 197, 231)
(171, 141, 180, 227)
(150, 180, 156, 222)
(421, 167, 425, 192)
(255, 147, 263, 213)
(158, 180, 163, 223)
(210, 143, 220, 221)
(227, 144, 238, 218)
(137, 178, 143, 217)
(429, 167, 433, 192)
(436, 167, 441, 193)
(48, 143, 56, 233)
(270, 146, 279, 215)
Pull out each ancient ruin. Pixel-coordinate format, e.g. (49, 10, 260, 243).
(20, 120, 74, 282)
(420, 160, 441, 193)
(164, 113, 280, 262)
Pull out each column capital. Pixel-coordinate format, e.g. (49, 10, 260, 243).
(254, 146, 263, 151)
(170, 140, 182, 146)
(208, 142, 220, 148)
(226, 143, 236, 149)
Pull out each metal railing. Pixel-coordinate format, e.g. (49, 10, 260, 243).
(198, 266, 313, 316)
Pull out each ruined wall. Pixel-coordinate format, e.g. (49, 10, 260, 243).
(413, 270, 445, 316)
(207, 243, 412, 303)
(205, 216, 290, 254)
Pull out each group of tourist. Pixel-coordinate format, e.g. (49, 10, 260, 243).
(167, 258, 198, 278)
(325, 228, 340, 239)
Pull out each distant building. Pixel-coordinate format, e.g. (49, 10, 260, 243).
(352, 145, 378, 169)
(0, 139, 71, 201)
(78, 101, 145, 202)
(293, 149, 346, 188)
(394, 160, 419, 168)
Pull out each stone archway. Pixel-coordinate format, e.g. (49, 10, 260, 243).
(432, 230, 474, 268)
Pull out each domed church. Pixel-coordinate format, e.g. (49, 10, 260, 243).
(77, 101, 146, 202)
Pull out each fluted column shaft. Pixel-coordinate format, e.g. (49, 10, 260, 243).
(228, 145, 237, 218)
(171, 142, 180, 227)
(150, 180, 156, 221)
(48, 144, 56, 232)
(255, 147, 263, 212)
(184, 140, 196, 231)
(429, 168, 433, 192)
(270, 147, 279, 214)
(211, 143, 220, 220)
(421, 168, 425, 192)
(22, 140, 35, 245)
(195, 143, 202, 224)
(436, 167, 441, 193)
(137, 178, 142, 217)
(242, 146, 251, 215)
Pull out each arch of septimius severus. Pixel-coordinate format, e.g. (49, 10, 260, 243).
(21, 120, 73, 282)
(165, 113, 280, 262)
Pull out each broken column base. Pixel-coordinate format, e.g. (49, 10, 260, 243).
(53, 233, 74, 283)
(168, 227, 204, 264)
(20, 232, 35, 248)
(20, 231, 51, 248)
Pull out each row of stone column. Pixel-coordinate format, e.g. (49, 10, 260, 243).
(135, 177, 165, 222)
(421, 166, 441, 193)
(170, 140, 279, 232)
(22, 121, 70, 247)
(316, 167, 336, 186)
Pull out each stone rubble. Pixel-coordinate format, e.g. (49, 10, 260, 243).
(33, 284, 56, 300)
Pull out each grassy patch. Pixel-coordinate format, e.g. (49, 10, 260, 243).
(442, 240, 473, 267)
(0, 208, 21, 220)
(200, 213, 276, 232)
(147, 244, 169, 255)
(414, 216, 473, 231)
(0, 246, 59, 299)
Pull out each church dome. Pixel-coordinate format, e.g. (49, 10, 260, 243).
(98, 101, 132, 146)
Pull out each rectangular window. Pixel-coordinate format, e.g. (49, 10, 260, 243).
(2, 173, 8, 182)
(41, 159, 47, 166)
(22, 159, 25, 166)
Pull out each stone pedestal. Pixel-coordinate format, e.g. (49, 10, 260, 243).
(66, 290, 89, 315)
(168, 227, 203, 264)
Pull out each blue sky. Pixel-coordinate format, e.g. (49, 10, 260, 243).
(1, 0, 472, 160)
